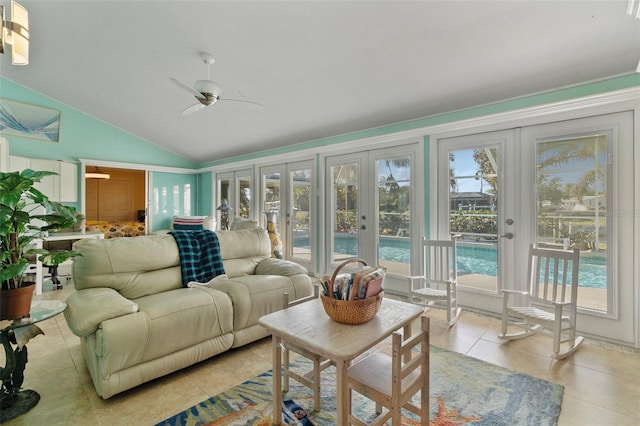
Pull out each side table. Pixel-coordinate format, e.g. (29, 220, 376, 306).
(0, 300, 66, 423)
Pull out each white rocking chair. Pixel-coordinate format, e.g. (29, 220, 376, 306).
(498, 244, 584, 360)
(410, 239, 462, 326)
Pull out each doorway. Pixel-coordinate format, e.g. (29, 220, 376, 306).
(84, 166, 147, 235)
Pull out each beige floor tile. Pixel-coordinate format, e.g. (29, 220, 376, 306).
(1, 285, 637, 425)
(549, 360, 640, 419)
(468, 338, 555, 379)
(559, 394, 639, 426)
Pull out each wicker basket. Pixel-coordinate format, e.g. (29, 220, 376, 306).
(320, 258, 384, 325)
(321, 291, 384, 325)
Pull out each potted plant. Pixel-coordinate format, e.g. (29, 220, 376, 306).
(0, 169, 81, 320)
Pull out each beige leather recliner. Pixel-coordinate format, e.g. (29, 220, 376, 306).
(64, 228, 313, 399)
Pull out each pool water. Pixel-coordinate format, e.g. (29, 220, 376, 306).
(298, 236, 606, 289)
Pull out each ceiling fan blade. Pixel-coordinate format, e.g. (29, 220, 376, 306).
(170, 77, 205, 99)
(182, 103, 207, 115)
(219, 98, 266, 110)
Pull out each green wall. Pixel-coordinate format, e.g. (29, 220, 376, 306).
(149, 172, 198, 231)
(0, 77, 197, 168)
(197, 171, 213, 216)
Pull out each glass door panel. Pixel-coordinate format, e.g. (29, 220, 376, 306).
(535, 134, 609, 311)
(237, 175, 252, 219)
(376, 155, 412, 276)
(438, 131, 514, 313)
(448, 147, 499, 293)
(216, 172, 232, 230)
(329, 158, 361, 264)
(289, 164, 313, 264)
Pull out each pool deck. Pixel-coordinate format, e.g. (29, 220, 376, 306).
(383, 259, 606, 311)
(458, 272, 606, 311)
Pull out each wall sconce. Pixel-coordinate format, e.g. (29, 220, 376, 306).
(0, 0, 29, 65)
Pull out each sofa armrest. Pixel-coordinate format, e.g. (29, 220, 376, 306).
(64, 288, 138, 337)
(255, 258, 308, 276)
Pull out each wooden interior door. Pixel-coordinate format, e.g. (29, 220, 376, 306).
(98, 178, 134, 221)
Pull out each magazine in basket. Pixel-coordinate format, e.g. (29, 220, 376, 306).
(320, 258, 385, 300)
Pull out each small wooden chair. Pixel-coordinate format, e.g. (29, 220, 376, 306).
(498, 244, 584, 359)
(347, 315, 430, 425)
(282, 288, 334, 411)
(410, 239, 462, 326)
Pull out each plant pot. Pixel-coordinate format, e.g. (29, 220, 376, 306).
(0, 284, 35, 320)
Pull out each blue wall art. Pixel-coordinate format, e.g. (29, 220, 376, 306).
(0, 98, 61, 142)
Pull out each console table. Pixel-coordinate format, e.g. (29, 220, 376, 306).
(30, 231, 104, 295)
(0, 300, 66, 422)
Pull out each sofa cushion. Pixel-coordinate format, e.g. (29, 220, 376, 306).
(212, 275, 300, 332)
(129, 287, 234, 365)
(73, 235, 183, 299)
(216, 228, 271, 276)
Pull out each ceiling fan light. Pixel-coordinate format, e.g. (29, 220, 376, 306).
(194, 79, 221, 96)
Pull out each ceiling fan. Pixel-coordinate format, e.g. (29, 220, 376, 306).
(170, 53, 264, 115)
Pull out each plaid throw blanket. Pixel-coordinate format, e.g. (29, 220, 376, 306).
(170, 230, 226, 287)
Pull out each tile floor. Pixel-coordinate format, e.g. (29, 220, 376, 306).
(3, 282, 639, 425)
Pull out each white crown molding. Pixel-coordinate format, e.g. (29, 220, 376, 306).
(425, 86, 640, 139)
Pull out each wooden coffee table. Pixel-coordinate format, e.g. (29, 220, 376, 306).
(259, 297, 424, 425)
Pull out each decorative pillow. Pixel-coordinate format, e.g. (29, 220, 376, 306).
(173, 223, 204, 231)
(173, 216, 204, 226)
(230, 217, 259, 231)
(171, 216, 216, 231)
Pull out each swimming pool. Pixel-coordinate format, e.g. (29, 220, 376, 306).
(297, 236, 606, 289)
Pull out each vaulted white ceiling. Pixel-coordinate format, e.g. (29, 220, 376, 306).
(1, 0, 639, 164)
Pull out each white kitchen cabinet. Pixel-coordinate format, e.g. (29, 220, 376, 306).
(9, 155, 31, 172)
(8, 157, 78, 202)
(58, 161, 78, 202)
(0, 138, 8, 172)
(30, 158, 60, 201)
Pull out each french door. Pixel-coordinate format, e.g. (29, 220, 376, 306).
(215, 169, 253, 229)
(436, 112, 635, 343)
(324, 143, 422, 294)
(260, 160, 315, 272)
(437, 130, 516, 313)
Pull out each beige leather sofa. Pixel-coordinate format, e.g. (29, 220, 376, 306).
(63, 228, 312, 399)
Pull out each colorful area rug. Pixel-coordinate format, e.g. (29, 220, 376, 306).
(157, 345, 563, 425)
